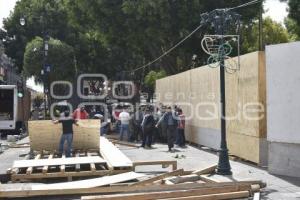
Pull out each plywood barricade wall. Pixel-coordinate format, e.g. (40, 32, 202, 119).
(156, 51, 267, 164)
(28, 120, 100, 151)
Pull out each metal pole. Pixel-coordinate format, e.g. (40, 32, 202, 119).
(43, 33, 47, 119)
(216, 10, 232, 175)
(216, 39, 232, 175)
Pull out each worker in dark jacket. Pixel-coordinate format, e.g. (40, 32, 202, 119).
(156, 106, 178, 152)
(141, 108, 155, 148)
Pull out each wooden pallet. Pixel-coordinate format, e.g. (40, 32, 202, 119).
(0, 166, 266, 199)
(9, 151, 130, 182)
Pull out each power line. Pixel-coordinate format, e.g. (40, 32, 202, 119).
(127, 0, 260, 74)
(127, 23, 204, 73)
(227, 0, 260, 11)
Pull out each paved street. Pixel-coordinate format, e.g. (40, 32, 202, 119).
(120, 143, 300, 200)
(0, 136, 300, 199)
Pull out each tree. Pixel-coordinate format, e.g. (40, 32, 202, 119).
(144, 70, 166, 102)
(32, 93, 44, 108)
(65, 0, 261, 76)
(2, 0, 264, 80)
(241, 17, 290, 53)
(284, 0, 300, 26)
(23, 37, 75, 82)
(284, 17, 300, 41)
(281, 0, 300, 39)
(1, 0, 74, 73)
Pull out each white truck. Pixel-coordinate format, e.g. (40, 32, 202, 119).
(0, 85, 30, 136)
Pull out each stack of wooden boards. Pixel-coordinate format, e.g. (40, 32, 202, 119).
(8, 136, 134, 182)
(0, 165, 265, 199)
(28, 120, 100, 151)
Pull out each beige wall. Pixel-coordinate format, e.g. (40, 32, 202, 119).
(156, 51, 267, 164)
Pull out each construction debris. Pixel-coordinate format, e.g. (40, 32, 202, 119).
(109, 139, 140, 148)
(1, 134, 265, 199)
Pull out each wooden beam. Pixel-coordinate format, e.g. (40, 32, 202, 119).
(75, 153, 81, 172)
(33, 172, 144, 190)
(156, 191, 250, 200)
(253, 192, 260, 200)
(42, 153, 54, 174)
(81, 185, 252, 200)
(11, 169, 130, 181)
(199, 175, 219, 183)
(26, 154, 41, 175)
(109, 139, 140, 148)
(87, 153, 96, 172)
(131, 169, 184, 186)
(133, 160, 177, 171)
(0, 181, 258, 198)
(192, 165, 217, 176)
(13, 156, 106, 168)
(60, 155, 66, 173)
(165, 174, 200, 184)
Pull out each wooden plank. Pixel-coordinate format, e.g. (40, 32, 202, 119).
(75, 153, 81, 172)
(26, 154, 41, 175)
(28, 120, 100, 151)
(253, 192, 260, 200)
(157, 191, 250, 200)
(133, 161, 177, 171)
(131, 169, 184, 186)
(13, 156, 106, 168)
(42, 153, 54, 174)
(87, 153, 96, 172)
(100, 137, 132, 168)
(192, 165, 217, 175)
(8, 144, 30, 148)
(31, 172, 145, 190)
(60, 155, 66, 173)
(109, 139, 140, 148)
(0, 182, 257, 198)
(166, 174, 200, 184)
(81, 185, 252, 200)
(251, 184, 261, 194)
(199, 175, 219, 183)
(12, 169, 129, 180)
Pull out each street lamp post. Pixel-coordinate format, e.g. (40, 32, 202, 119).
(20, 16, 49, 119)
(201, 9, 241, 175)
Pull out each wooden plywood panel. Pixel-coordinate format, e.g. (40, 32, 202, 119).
(156, 51, 266, 163)
(29, 120, 100, 151)
(31, 172, 144, 190)
(227, 131, 260, 163)
(100, 137, 132, 168)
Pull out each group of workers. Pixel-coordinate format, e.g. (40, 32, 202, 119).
(54, 104, 186, 156)
(117, 105, 186, 152)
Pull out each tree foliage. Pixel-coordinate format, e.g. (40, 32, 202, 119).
(144, 69, 166, 102)
(282, 0, 300, 39)
(23, 37, 75, 82)
(241, 17, 290, 52)
(144, 70, 167, 89)
(0, 0, 296, 84)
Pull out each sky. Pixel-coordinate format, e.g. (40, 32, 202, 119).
(0, 0, 289, 92)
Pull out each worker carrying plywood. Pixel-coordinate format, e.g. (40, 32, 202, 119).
(53, 110, 79, 157)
